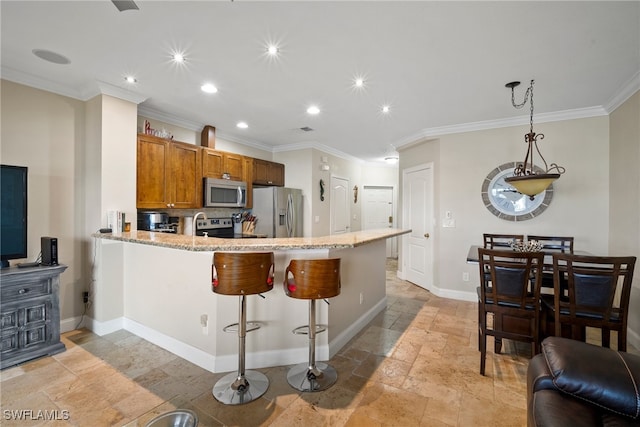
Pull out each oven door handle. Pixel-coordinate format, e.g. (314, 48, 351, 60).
(237, 186, 242, 206)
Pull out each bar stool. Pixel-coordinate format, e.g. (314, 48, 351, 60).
(211, 252, 274, 405)
(283, 258, 341, 392)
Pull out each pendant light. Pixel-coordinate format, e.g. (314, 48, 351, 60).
(504, 80, 565, 200)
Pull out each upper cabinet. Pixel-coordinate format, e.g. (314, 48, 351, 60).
(202, 148, 244, 182)
(137, 134, 202, 209)
(137, 133, 285, 210)
(253, 159, 285, 187)
(243, 157, 254, 209)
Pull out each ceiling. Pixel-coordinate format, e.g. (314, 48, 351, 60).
(2, 1, 639, 163)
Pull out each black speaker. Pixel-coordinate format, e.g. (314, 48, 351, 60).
(41, 237, 58, 266)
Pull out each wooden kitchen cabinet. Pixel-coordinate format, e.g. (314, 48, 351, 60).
(243, 157, 253, 209)
(252, 158, 285, 186)
(202, 148, 244, 182)
(137, 134, 202, 209)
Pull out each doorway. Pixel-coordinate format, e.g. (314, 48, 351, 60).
(402, 164, 434, 291)
(330, 176, 350, 235)
(363, 186, 396, 258)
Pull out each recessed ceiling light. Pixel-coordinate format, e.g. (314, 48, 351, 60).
(236, 122, 248, 129)
(382, 105, 390, 113)
(32, 49, 70, 65)
(172, 53, 185, 63)
(201, 83, 218, 94)
(355, 78, 364, 88)
(267, 45, 279, 55)
(307, 106, 320, 115)
(125, 76, 137, 84)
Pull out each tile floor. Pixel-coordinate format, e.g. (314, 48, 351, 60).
(1, 259, 630, 426)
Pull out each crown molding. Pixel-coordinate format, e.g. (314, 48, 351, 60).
(1, 66, 85, 100)
(604, 71, 640, 113)
(273, 141, 364, 164)
(137, 105, 274, 152)
(1, 68, 148, 105)
(137, 105, 203, 131)
(394, 106, 608, 149)
(92, 81, 147, 104)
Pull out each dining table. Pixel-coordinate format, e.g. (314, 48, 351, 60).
(466, 244, 591, 286)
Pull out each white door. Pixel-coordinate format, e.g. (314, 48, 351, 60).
(402, 164, 434, 290)
(363, 186, 396, 257)
(330, 176, 350, 235)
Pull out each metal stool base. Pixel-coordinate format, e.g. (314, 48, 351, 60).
(212, 370, 269, 405)
(287, 362, 337, 392)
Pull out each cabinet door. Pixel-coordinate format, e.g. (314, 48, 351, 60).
(243, 157, 253, 209)
(224, 153, 244, 181)
(252, 159, 285, 186)
(268, 162, 285, 187)
(137, 136, 170, 209)
(202, 148, 224, 178)
(253, 159, 269, 184)
(170, 141, 202, 208)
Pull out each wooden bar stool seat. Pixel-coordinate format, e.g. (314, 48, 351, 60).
(284, 258, 341, 392)
(211, 252, 274, 405)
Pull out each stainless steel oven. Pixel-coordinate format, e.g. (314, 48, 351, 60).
(203, 178, 247, 208)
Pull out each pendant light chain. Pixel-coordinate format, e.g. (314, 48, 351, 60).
(504, 78, 565, 199)
(529, 80, 535, 134)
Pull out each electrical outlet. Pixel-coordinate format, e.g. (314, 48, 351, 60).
(359, 292, 364, 305)
(82, 291, 89, 303)
(462, 272, 470, 282)
(201, 314, 209, 335)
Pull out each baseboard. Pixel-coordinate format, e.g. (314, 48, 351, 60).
(431, 285, 477, 302)
(75, 302, 384, 373)
(60, 316, 82, 334)
(328, 296, 388, 358)
(83, 316, 124, 336)
(123, 318, 221, 372)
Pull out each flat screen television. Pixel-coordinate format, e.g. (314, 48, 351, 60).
(1, 165, 28, 268)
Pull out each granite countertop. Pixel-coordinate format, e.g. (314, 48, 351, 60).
(93, 228, 410, 251)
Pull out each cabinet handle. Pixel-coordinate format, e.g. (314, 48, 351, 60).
(18, 289, 28, 294)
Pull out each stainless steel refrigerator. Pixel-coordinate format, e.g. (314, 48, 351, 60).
(252, 187, 303, 238)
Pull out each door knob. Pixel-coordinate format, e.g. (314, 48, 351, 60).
(424, 233, 430, 238)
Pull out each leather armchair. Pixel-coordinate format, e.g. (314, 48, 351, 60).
(527, 336, 640, 426)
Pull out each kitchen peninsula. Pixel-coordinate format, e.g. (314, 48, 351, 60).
(92, 228, 408, 373)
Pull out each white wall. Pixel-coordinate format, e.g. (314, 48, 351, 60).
(399, 115, 611, 296)
(1, 80, 86, 322)
(609, 91, 640, 337)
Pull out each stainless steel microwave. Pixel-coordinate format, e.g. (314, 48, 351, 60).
(203, 178, 247, 208)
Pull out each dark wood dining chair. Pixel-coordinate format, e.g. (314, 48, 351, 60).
(477, 248, 544, 375)
(541, 253, 636, 352)
(526, 235, 574, 253)
(527, 235, 574, 289)
(483, 233, 524, 249)
(481, 234, 526, 331)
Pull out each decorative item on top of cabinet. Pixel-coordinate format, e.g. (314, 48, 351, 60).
(201, 125, 216, 148)
(136, 134, 202, 209)
(252, 158, 285, 186)
(202, 148, 245, 182)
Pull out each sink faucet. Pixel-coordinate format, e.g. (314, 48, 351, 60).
(193, 212, 207, 236)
